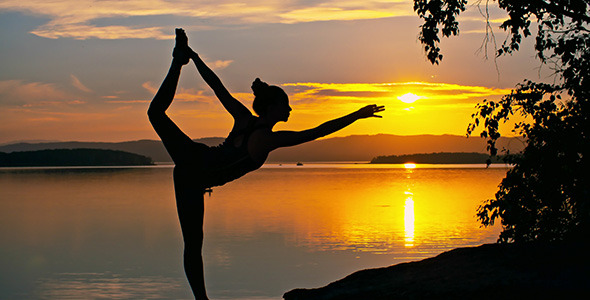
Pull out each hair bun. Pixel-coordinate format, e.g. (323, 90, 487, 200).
(251, 78, 269, 97)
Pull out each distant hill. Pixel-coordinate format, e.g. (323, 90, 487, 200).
(371, 152, 507, 164)
(0, 139, 60, 146)
(0, 134, 524, 163)
(268, 134, 523, 162)
(0, 149, 154, 167)
(0, 138, 223, 163)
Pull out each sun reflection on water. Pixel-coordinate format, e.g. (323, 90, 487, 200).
(404, 192, 415, 247)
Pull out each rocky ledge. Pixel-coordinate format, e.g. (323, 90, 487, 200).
(283, 241, 590, 299)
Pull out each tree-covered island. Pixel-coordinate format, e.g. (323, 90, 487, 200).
(371, 152, 506, 164)
(0, 149, 154, 167)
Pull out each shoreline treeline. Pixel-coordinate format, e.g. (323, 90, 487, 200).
(371, 152, 507, 164)
(0, 148, 154, 167)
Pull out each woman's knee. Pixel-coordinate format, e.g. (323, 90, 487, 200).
(147, 107, 165, 122)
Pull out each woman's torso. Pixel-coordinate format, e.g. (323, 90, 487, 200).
(197, 116, 269, 188)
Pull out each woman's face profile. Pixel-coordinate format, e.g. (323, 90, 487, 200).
(267, 96, 291, 122)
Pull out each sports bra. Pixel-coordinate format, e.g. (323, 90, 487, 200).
(203, 116, 268, 188)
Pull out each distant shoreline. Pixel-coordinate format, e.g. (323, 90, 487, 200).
(0, 149, 154, 167)
(371, 152, 507, 164)
(0, 135, 524, 163)
(0, 149, 514, 168)
(0, 162, 512, 170)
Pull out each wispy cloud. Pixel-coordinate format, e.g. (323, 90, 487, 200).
(275, 81, 518, 137)
(141, 80, 511, 112)
(210, 60, 234, 70)
(0, 80, 71, 106)
(283, 81, 512, 110)
(0, 78, 517, 142)
(141, 81, 213, 103)
(279, 6, 405, 23)
(0, 0, 415, 40)
(22, 100, 85, 108)
(105, 100, 150, 104)
(175, 88, 212, 103)
(34, 24, 173, 40)
(141, 81, 158, 94)
(70, 74, 93, 93)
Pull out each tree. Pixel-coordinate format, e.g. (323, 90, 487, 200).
(413, 0, 590, 242)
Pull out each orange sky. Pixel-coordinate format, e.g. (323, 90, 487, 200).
(0, 1, 543, 143)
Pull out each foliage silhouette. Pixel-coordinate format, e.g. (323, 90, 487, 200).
(414, 0, 590, 242)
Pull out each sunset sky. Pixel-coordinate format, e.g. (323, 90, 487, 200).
(0, 0, 545, 144)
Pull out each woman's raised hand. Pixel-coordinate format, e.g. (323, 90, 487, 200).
(173, 28, 191, 65)
(355, 104, 385, 119)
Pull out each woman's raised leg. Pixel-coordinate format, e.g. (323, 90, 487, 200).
(147, 61, 194, 164)
(147, 29, 194, 164)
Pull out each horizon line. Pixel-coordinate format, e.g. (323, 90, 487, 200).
(1, 133, 524, 146)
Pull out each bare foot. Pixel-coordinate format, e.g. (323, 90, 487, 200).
(173, 28, 190, 65)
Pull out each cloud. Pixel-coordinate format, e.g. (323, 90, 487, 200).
(141, 81, 213, 103)
(105, 100, 150, 104)
(141, 81, 158, 94)
(70, 74, 93, 92)
(139, 79, 512, 113)
(34, 24, 172, 40)
(0, 0, 416, 40)
(3, 106, 113, 125)
(210, 60, 233, 70)
(279, 7, 402, 23)
(173, 88, 213, 103)
(0, 80, 71, 106)
(22, 100, 85, 108)
(283, 81, 512, 109)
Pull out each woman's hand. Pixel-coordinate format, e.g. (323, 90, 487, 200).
(355, 104, 385, 119)
(173, 28, 191, 65)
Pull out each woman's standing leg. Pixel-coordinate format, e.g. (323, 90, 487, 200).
(174, 167, 208, 299)
(148, 29, 209, 298)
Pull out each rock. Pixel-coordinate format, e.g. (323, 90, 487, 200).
(283, 241, 590, 299)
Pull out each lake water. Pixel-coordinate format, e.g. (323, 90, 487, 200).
(0, 164, 506, 299)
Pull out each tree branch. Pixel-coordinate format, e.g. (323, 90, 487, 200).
(533, 0, 590, 24)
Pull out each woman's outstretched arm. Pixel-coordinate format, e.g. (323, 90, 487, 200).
(267, 104, 385, 149)
(189, 50, 252, 123)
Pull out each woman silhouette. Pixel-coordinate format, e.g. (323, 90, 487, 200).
(148, 28, 384, 299)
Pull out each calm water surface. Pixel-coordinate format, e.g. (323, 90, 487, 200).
(0, 164, 506, 299)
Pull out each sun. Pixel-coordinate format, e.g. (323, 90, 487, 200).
(398, 93, 420, 104)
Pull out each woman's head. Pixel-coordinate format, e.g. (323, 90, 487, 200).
(251, 78, 291, 122)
